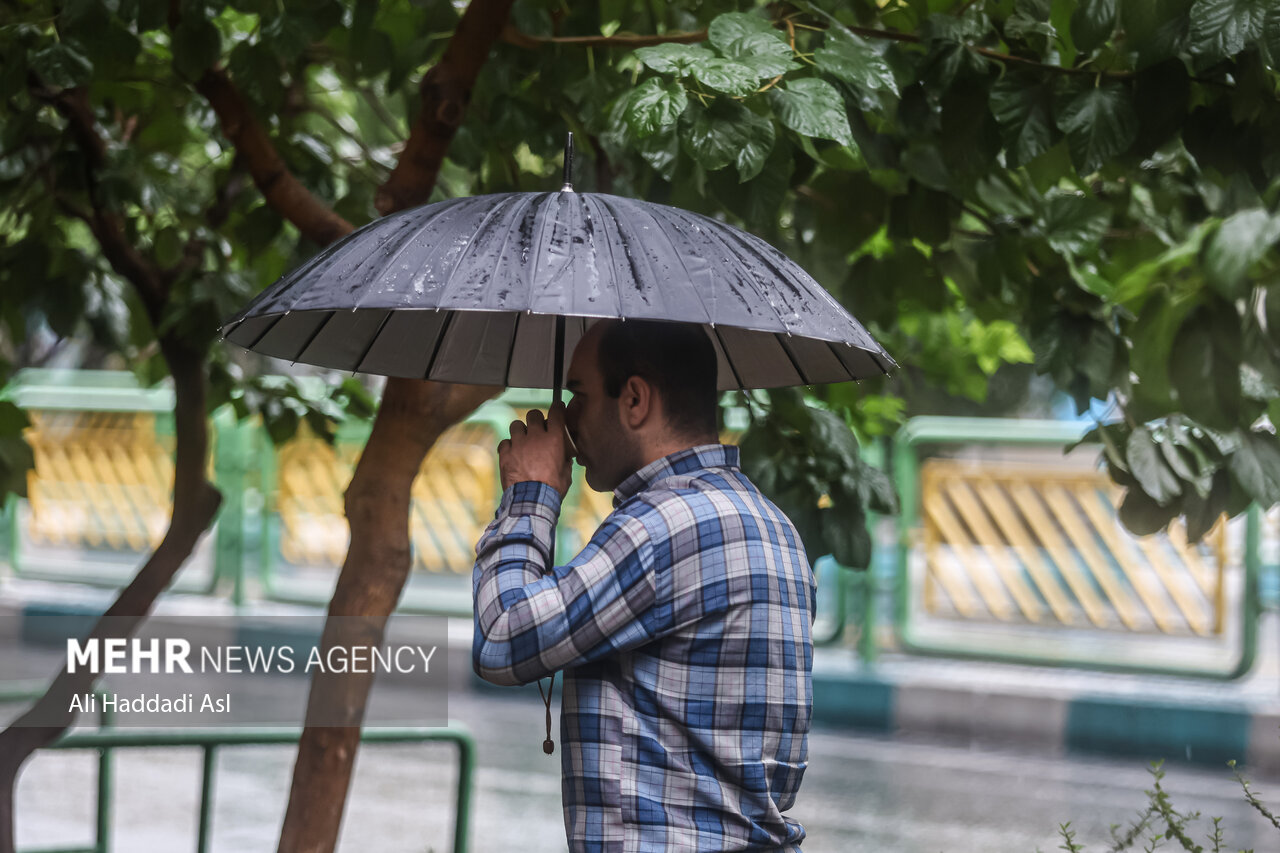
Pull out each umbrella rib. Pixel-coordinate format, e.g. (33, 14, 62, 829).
(528, 192, 556, 308)
(484, 193, 541, 310)
(434, 196, 522, 309)
(583, 195, 625, 318)
(218, 317, 246, 341)
(776, 333, 812, 385)
(661, 207, 779, 331)
(503, 311, 521, 386)
(635, 202, 714, 325)
(274, 227, 370, 315)
(292, 310, 337, 363)
(247, 312, 288, 349)
(351, 309, 395, 373)
(350, 197, 474, 312)
(423, 311, 457, 380)
(711, 325, 746, 391)
(825, 339, 863, 382)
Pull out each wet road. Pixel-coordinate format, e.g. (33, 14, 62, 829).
(15, 685, 1280, 852)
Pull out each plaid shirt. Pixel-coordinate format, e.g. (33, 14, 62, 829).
(473, 444, 813, 852)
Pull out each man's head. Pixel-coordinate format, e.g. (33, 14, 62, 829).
(565, 319, 719, 492)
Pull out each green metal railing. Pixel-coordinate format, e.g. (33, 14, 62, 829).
(18, 725, 474, 853)
(892, 416, 1259, 679)
(5, 372, 1273, 674)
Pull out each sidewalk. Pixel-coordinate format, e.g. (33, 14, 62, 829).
(3, 577, 1277, 775)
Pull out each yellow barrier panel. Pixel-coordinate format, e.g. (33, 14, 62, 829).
(24, 411, 175, 552)
(919, 459, 1227, 636)
(275, 424, 743, 574)
(275, 421, 503, 574)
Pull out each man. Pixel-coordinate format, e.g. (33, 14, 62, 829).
(472, 319, 814, 852)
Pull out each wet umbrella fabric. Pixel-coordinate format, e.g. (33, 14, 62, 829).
(219, 191, 895, 390)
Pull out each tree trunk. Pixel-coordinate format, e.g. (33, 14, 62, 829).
(274, 380, 497, 853)
(0, 340, 220, 853)
(274, 2, 515, 851)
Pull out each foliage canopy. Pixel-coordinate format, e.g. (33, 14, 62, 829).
(2, 0, 1279, 566)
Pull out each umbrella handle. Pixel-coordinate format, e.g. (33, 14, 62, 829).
(538, 313, 566, 756)
(552, 314, 565, 407)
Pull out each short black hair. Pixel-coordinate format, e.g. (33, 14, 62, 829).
(596, 320, 718, 438)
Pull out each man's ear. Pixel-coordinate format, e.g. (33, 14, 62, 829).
(619, 375, 654, 429)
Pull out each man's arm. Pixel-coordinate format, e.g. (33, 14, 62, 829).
(472, 481, 660, 686)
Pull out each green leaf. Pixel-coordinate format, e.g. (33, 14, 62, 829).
(690, 59, 763, 97)
(1202, 209, 1280, 298)
(153, 227, 184, 268)
(1130, 293, 1197, 411)
(1171, 312, 1240, 431)
(29, 43, 93, 88)
(815, 32, 898, 96)
(681, 99, 775, 180)
(1118, 485, 1174, 535)
(1267, 285, 1280, 342)
(1182, 469, 1228, 541)
(1036, 193, 1110, 255)
(624, 78, 688, 139)
(1006, 0, 1057, 44)
(737, 143, 793, 221)
(1158, 423, 1205, 493)
(723, 34, 800, 78)
(1071, 0, 1118, 54)
(1120, 0, 1193, 68)
(1129, 425, 1184, 506)
(1188, 0, 1268, 59)
(990, 74, 1056, 167)
(1055, 82, 1139, 175)
(634, 127, 680, 179)
(921, 12, 991, 87)
(708, 12, 797, 78)
(0, 402, 34, 499)
(1266, 4, 1280, 61)
(1112, 222, 1210, 309)
(1024, 140, 1074, 194)
(822, 504, 872, 569)
(634, 43, 714, 76)
(172, 16, 222, 80)
(1228, 429, 1280, 506)
(768, 78, 855, 148)
(707, 12, 781, 52)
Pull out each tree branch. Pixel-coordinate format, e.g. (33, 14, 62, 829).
(195, 68, 354, 246)
(31, 81, 169, 315)
(377, 0, 519, 214)
(500, 24, 707, 48)
(498, 19, 1136, 79)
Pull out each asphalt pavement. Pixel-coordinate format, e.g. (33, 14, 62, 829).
(11, 680, 1280, 853)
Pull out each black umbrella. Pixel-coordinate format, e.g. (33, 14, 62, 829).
(218, 135, 894, 756)
(218, 135, 894, 392)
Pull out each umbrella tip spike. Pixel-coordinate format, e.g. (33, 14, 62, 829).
(561, 131, 575, 193)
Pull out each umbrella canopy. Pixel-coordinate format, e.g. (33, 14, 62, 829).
(220, 148, 894, 390)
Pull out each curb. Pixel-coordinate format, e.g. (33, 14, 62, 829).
(811, 668, 1280, 774)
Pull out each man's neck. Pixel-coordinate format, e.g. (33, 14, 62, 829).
(634, 435, 719, 472)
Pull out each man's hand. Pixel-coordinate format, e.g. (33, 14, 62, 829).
(498, 402, 572, 497)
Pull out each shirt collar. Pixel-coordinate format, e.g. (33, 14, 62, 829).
(612, 444, 740, 507)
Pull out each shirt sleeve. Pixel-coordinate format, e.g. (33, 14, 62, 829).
(472, 480, 661, 686)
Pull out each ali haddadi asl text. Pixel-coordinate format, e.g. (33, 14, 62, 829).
(69, 691, 230, 714)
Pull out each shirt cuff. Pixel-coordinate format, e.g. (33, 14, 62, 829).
(499, 480, 564, 525)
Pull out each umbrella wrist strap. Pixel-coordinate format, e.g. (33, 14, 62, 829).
(537, 673, 556, 754)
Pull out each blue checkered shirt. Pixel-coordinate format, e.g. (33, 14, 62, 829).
(473, 444, 813, 852)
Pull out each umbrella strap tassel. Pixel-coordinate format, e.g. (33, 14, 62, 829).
(538, 313, 566, 755)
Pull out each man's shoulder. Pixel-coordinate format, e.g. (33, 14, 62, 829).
(616, 467, 775, 529)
